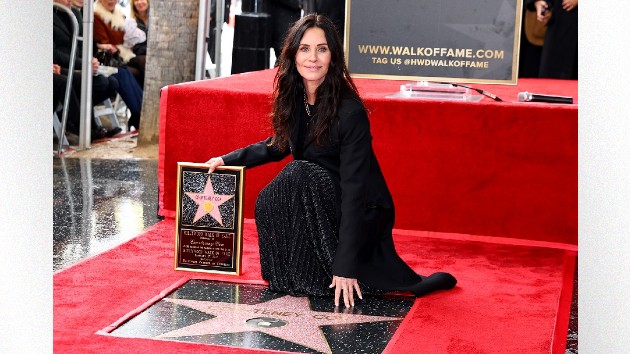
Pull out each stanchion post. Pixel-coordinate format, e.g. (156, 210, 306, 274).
(78, 0, 93, 150)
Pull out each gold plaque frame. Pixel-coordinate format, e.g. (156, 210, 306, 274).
(174, 162, 245, 275)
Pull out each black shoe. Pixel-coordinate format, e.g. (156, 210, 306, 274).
(410, 272, 457, 297)
(66, 125, 80, 136)
(91, 127, 108, 141)
(65, 132, 80, 146)
(106, 127, 122, 137)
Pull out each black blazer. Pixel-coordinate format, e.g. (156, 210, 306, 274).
(222, 97, 396, 278)
(53, 7, 83, 69)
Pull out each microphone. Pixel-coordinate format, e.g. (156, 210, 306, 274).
(518, 91, 574, 104)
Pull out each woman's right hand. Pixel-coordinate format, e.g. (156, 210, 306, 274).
(91, 57, 100, 74)
(206, 157, 225, 173)
(534, 0, 551, 22)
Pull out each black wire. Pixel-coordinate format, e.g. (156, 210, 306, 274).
(439, 82, 503, 102)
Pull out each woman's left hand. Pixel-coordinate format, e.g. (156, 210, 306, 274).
(205, 157, 225, 173)
(562, 0, 578, 12)
(330, 275, 363, 307)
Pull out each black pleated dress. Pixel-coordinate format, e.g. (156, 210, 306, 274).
(222, 98, 457, 298)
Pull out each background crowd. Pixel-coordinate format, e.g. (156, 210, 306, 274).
(53, 0, 577, 146)
(53, 0, 150, 145)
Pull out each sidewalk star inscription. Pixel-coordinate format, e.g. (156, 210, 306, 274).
(156, 295, 401, 354)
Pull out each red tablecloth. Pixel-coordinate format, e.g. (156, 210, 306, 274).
(158, 69, 577, 244)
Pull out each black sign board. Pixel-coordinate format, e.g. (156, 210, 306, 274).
(175, 163, 245, 275)
(345, 0, 523, 84)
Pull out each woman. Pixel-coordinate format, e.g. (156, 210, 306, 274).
(53, 0, 121, 138)
(93, 0, 144, 130)
(130, 0, 149, 56)
(93, 0, 146, 87)
(267, 0, 302, 61)
(530, 0, 578, 79)
(206, 15, 456, 307)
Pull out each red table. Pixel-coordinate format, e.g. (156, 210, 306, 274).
(158, 69, 577, 244)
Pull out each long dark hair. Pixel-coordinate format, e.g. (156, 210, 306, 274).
(270, 14, 361, 150)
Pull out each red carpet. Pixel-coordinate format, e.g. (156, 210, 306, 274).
(54, 219, 576, 353)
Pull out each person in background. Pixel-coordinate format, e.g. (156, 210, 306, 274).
(94, 0, 147, 87)
(267, 0, 302, 62)
(207, 0, 231, 64)
(71, 0, 83, 9)
(518, 3, 544, 78)
(53, 64, 82, 144)
(70, 0, 85, 20)
(205, 14, 457, 307)
(93, 0, 144, 130)
(53, 0, 121, 138)
(310, 0, 345, 41)
(530, 0, 578, 79)
(129, 0, 149, 57)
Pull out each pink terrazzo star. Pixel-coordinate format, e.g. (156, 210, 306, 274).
(157, 295, 401, 354)
(185, 178, 234, 225)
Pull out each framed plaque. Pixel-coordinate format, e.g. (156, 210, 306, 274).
(175, 162, 245, 275)
(345, 0, 523, 84)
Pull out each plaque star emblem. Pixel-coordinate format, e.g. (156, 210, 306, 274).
(156, 295, 401, 354)
(185, 177, 234, 225)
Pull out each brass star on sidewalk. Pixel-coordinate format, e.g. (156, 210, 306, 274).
(156, 295, 401, 354)
(185, 177, 234, 225)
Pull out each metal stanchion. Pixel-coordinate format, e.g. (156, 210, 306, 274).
(214, 0, 225, 77)
(78, 0, 94, 150)
(195, 0, 211, 80)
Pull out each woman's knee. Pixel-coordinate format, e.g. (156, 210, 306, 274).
(283, 160, 328, 182)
